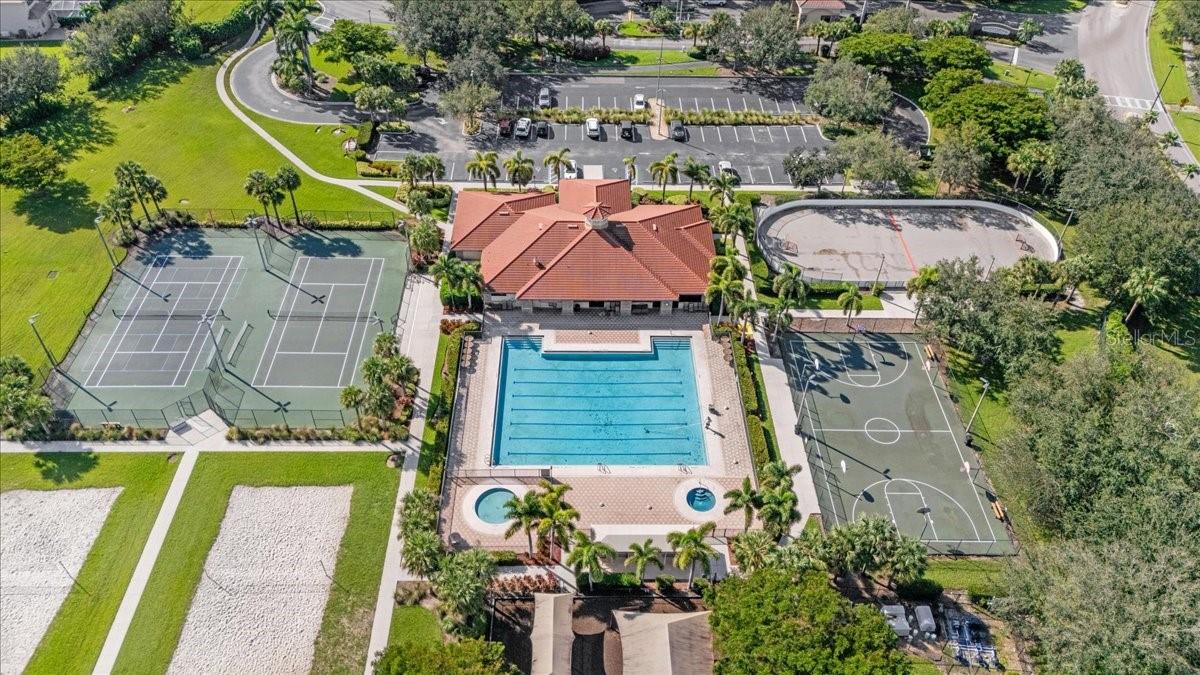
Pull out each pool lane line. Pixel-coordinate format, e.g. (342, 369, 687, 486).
(887, 209, 920, 275)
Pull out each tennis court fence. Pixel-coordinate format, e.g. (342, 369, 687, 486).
(170, 207, 401, 229)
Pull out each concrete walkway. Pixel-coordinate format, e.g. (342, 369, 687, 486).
(92, 447, 199, 675)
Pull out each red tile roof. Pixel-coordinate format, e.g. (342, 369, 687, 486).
(453, 179, 715, 302)
(449, 190, 557, 251)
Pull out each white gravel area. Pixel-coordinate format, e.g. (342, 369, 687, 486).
(167, 486, 353, 675)
(1, 488, 123, 675)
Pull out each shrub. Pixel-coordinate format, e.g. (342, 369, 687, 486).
(870, 282, 885, 297)
(655, 574, 676, 593)
(577, 571, 642, 591)
(356, 160, 398, 178)
(190, 0, 254, 49)
(747, 415, 770, 475)
(356, 120, 377, 149)
(520, 107, 651, 125)
(665, 109, 818, 127)
(895, 577, 944, 602)
(730, 340, 760, 416)
(490, 550, 521, 566)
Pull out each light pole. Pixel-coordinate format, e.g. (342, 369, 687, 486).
(93, 216, 117, 268)
(27, 314, 57, 371)
(965, 377, 989, 436)
(1055, 209, 1074, 251)
(1150, 63, 1176, 112)
(795, 356, 823, 432)
(873, 254, 886, 288)
(200, 315, 225, 370)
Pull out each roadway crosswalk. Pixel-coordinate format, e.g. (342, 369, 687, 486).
(1103, 94, 1160, 111)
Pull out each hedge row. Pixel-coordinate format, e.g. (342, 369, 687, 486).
(185, 0, 255, 50)
(576, 571, 643, 592)
(746, 415, 770, 478)
(421, 322, 479, 489)
(519, 107, 652, 125)
(664, 108, 820, 127)
(730, 338, 760, 416)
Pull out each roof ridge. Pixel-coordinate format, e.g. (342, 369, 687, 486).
(516, 227, 594, 297)
(486, 218, 564, 283)
(619, 205, 706, 288)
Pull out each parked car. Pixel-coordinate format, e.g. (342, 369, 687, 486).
(633, 94, 647, 111)
(717, 160, 733, 174)
(669, 119, 686, 141)
(620, 119, 634, 140)
(515, 117, 532, 138)
(699, 0, 727, 6)
(538, 87, 553, 108)
(536, 120, 549, 138)
(498, 118, 512, 137)
(585, 117, 601, 139)
(566, 159, 580, 179)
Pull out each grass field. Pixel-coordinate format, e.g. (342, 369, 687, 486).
(0, 453, 178, 675)
(923, 557, 1006, 598)
(243, 109, 363, 178)
(1170, 111, 1200, 168)
(112, 452, 397, 674)
(984, 59, 1057, 92)
(1149, 1, 1192, 106)
(183, 0, 242, 22)
(389, 605, 441, 647)
(618, 20, 661, 38)
(967, 0, 1086, 13)
(0, 50, 395, 369)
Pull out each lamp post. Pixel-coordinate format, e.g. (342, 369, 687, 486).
(200, 315, 225, 370)
(1150, 63, 1176, 112)
(965, 377, 989, 438)
(27, 314, 57, 371)
(873, 254, 886, 288)
(795, 356, 823, 431)
(1055, 209, 1074, 250)
(93, 216, 117, 268)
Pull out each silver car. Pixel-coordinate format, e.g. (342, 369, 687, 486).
(538, 87, 552, 108)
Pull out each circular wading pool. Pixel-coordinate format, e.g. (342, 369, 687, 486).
(686, 487, 717, 512)
(474, 488, 515, 525)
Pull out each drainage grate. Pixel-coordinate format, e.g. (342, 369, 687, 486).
(47, 270, 58, 279)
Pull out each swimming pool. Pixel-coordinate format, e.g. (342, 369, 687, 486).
(492, 337, 706, 466)
(474, 488, 515, 524)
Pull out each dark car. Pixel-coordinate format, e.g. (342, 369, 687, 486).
(620, 120, 634, 140)
(498, 118, 512, 137)
(670, 119, 686, 141)
(536, 120, 550, 138)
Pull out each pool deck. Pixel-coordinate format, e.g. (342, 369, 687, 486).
(439, 313, 756, 551)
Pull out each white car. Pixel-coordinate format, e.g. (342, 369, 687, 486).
(515, 117, 532, 139)
(633, 94, 647, 111)
(699, 0, 727, 5)
(718, 160, 734, 174)
(585, 117, 601, 139)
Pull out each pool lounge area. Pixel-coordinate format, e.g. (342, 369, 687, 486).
(491, 337, 706, 466)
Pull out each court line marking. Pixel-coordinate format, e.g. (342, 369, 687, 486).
(262, 256, 313, 385)
(307, 283, 337, 352)
(793, 337, 914, 389)
(87, 255, 167, 386)
(885, 478, 939, 540)
(813, 428, 955, 434)
(252, 256, 311, 386)
(172, 256, 242, 386)
(339, 257, 383, 387)
(852, 478, 984, 542)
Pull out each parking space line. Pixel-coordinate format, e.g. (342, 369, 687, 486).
(767, 166, 775, 183)
(716, 126, 723, 142)
(742, 97, 749, 111)
(800, 126, 808, 143)
(791, 101, 798, 113)
(775, 100, 782, 114)
(700, 126, 706, 142)
(733, 127, 739, 142)
(726, 97, 733, 111)
(677, 97, 683, 109)
(749, 126, 757, 143)
(765, 127, 775, 143)
(759, 99, 765, 112)
(614, 96, 618, 108)
(746, 166, 755, 183)
(449, 164, 455, 180)
(783, 126, 791, 142)
(563, 94, 569, 108)
(694, 98, 700, 113)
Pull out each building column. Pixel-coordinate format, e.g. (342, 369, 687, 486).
(561, 301, 574, 315)
(660, 301, 673, 315)
(521, 301, 534, 314)
(619, 301, 632, 316)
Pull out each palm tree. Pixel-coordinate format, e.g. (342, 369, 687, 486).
(710, 254, 747, 280)
(429, 254, 463, 288)
(623, 156, 637, 182)
(114, 161, 152, 221)
(459, 263, 484, 316)
(503, 491, 544, 556)
(837, 285, 865, 327)
(421, 154, 444, 187)
(466, 150, 500, 191)
(649, 151, 678, 200)
(707, 171, 739, 205)
(401, 154, 423, 189)
(758, 486, 799, 540)
(504, 150, 534, 189)
(1121, 266, 1170, 325)
(276, 10, 317, 89)
(765, 301, 794, 339)
(339, 385, 365, 424)
(759, 460, 802, 491)
(731, 530, 775, 574)
(682, 157, 710, 201)
(667, 522, 717, 587)
(723, 477, 760, 532)
(1183, 163, 1200, 180)
(594, 18, 615, 48)
(247, 0, 284, 31)
(626, 538, 664, 581)
(535, 481, 579, 556)
(772, 263, 806, 304)
(243, 169, 278, 222)
(729, 296, 759, 333)
(542, 148, 572, 184)
(274, 166, 302, 227)
(885, 536, 927, 588)
(905, 265, 938, 321)
(705, 269, 745, 327)
(682, 20, 704, 47)
(565, 531, 616, 592)
(711, 202, 753, 250)
(143, 175, 167, 217)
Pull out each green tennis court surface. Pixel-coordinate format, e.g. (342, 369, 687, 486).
(50, 227, 408, 428)
(784, 332, 1014, 556)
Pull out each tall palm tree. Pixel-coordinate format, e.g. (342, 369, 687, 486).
(421, 154, 445, 187)
(274, 166, 302, 227)
(1121, 266, 1170, 325)
(711, 202, 753, 250)
(504, 150, 534, 189)
(772, 263, 806, 304)
(765, 301, 795, 339)
(837, 285, 865, 327)
(503, 491, 545, 556)
(707, 171, 739, 205)
(114, 161, 152, 221)
(459, 262, 484, 315)
(731, 530, 775, 574)
(723, 477, 760, 532)
(276, 10, 317, 89)
(623, 156, 637, 182)
(535, 481, 578, 556)
(542, 148, 572, 184)
(682, 157, 710, 201)
(594, 18, 615, 48)
(401, 154, 423, 189)
(142, 175, 167, 217)
(729, 296, 760, 333)
(243, 169, 277, 222)
(667, 522, 717, 587)
(710, 254, 747, 281)
(682, 20, 704, 47)
(759, 460, 802, 491)
(758, 485, 799, 541)
(247, 0, 284, 31)
(626, 538, 664, 581)
(649, 151, 678, 200)
(466, 150, 500, 191)
(429, 254, 463, 287)
(339, 385, 365, 425)
(565, 531, 616, 592)
(885, 536, 927, 588)
(705, 269, 745, 327)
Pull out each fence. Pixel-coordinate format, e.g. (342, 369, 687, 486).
(172, 207, 399, 228)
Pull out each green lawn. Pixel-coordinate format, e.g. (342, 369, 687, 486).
(1170, 110, 1200, 171)
(415, 331, 453, 489)
(388, 605, 441, 647)
(243, 109, 363, 178)
(311, 47, 441, 101)
(183, 0, 242, 22)
(984, 59, 1057, 92)
(112, 452, 398, 674)
(618, 20, 660, 38)
(967, 0, 1086, 13)
(923, 558, 1006, 598)
(1149, 1, 1192, 106)
(0, 51, 394, 368)
(0, 453, 178, 675)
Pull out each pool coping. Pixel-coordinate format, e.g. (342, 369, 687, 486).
(459, 483, 532, 535)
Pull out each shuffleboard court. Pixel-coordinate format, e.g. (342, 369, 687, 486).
(783, 331, 1013, 555)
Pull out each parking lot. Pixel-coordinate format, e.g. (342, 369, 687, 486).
(502, 75, 817, 117)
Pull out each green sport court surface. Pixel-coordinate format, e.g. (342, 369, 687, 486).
(784, 332, 1014, 556)
(51, 227, 408, 427)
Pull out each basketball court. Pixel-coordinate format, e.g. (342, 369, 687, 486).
(783, 331, 1013, 555)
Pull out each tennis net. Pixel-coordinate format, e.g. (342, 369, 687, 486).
(267, 309, 380, 322)
(112, 308, 228, 321)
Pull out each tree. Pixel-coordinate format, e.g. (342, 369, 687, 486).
(339, 384, 365, 423)
(1120, 266, 1170, 325)
(0, 133, 65, 191)
(932, 122, 987, 193)
(355, 84, 400, 122)
(1073, 198, 1200, 302)
(534, 481, 579, 555)
(390, 0, 509, 62)
(542, 148, 572, 184)
(1005, 139, 1043, 189)
(830, 131, 917, 194)
(765, 301, 795, 339)
(244, 169, 280, 222)
(623, 155, 637, 181)
(1016, 18, 1045, 45)
(705, 266, 746, 327)
(710, 204, 753, 250)
(917, 35, 990, 75)
(919, 67, 982, 112)
(707, 171, 739, 205)
(66, 0, 176, 85)
(115, 161, 153, 221)
(315, 19, 396, 62)
(863, 6, 924, 37)
(667, 521, 717, 586)
(905, 265, 938, 318)
(447, 43, 507, 87)
(565, 531, 616, 591)
(401, 529, 445, 579)
(247, 0, 284, 31)
(411, 222, 444, 262)
(757, 485, 799, 540)
(437, 81, 500, 134)
(141, 175, 167, 217)
(834, 31, 918, 78)
(0, 47, 61, 124)
(710, 568, 907, 673)
(884, 536, 926, 587)
(626, 538, 664, 580)
(731, 4, 809, 72)
(837, 286, 864, 326)
(276, 9, 318, 89)
(594, 18, 614, 47)
(352, 54, 417, 91)
(769, 264, 804, 305)
(681, 20, 703, 47)
(730, 530, 775, 574)
(783, 149, 841, 192)
(723, 477, 760, 532)
(804, 58, 894, 127)
(503, 150, 534, 189)
(466, 150, 500, 190)
(931, 83, 1053, 159)
(431, 549, 496, 631)
(0, 356, 52, 439)
(373, 638, 514, 675)
(419, 154, 444, 187)
(682, 157, 710, 201)
(1050, 58, 1099, 101)
(274, 166, 302, 226)
(649, 151, 679, 200)
(503, 491, 544, 556)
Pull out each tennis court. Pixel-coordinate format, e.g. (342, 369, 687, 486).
(784, 331, 1013, 555)
(56, 226, 408, 427)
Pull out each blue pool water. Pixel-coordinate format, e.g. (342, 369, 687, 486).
(492, 337, 706, 466)
(686, 487, 716, 512)
(475, 488, 515, 524)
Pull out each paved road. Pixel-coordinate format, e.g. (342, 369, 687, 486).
(1077, 1, 1200, 192)
(312, 0, 391, 29)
